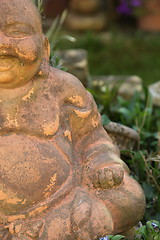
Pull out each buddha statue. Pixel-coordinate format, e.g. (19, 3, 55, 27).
(0, 0, 145, 239)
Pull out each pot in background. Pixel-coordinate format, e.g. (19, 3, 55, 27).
(139, 0, 160, 31)
(104, 121, 139, 155)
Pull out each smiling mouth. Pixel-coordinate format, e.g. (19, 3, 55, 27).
(0, 56, 17, 72)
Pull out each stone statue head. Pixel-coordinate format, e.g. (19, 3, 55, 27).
(0, 0, 49, 89)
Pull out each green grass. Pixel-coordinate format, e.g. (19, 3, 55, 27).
(58, 30, 160, 86)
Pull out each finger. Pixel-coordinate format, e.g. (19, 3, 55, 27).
(92, 173, 100, 188)
(113, 169, 124, 185)
(98, 169, 109, 188)
(104, 168, 115, 188)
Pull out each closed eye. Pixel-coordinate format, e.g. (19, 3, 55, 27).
(6, 31, 31, 38)
(4, 22, 35, 38)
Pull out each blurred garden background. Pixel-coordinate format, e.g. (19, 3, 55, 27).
(42, 0, 160, 86)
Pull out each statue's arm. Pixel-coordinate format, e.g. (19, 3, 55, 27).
(65, 77, 129, 189)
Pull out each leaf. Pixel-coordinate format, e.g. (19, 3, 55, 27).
(136, 225, 148, 239)
(111, 235, 126, 240)
(146, 220, 160, 232)
(142, 182, 155, 201)
(118, 107, 131, 117)
(101, 114, 111, 126)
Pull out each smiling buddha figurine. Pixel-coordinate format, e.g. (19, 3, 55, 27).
(0, 1, 145, 239)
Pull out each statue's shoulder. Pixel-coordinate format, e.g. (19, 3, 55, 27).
(48, 66, 93, 108)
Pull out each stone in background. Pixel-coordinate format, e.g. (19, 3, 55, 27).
(149, 81, 160, 106)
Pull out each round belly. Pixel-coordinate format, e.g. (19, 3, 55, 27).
(0, 134, 71, 215)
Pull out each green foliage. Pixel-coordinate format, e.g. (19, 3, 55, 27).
(99, 235, 126, 240)
(32, 0, 43, 14)
(46, 10, 69, 48)
(49, 48, 67, 71)
(45, 10, 75, 70)
(131, 153, 160, 222)
(108, 235, 126, 240)
(135, 220, 160, 240)
(90, 86, 160, 153)
(99, 221, 160, 239)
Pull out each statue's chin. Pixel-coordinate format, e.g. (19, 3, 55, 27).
(0, 62, 18, 87)
(0, 74, 13, 84)
(0, 56, 17, 72)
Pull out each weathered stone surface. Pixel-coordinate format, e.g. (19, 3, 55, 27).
(92, 75, 143, 99)
(0, 0, 145, 239)
(65, 11, 107, 31)
(149, 81, 160, 106)
(59, 49, 90, 87)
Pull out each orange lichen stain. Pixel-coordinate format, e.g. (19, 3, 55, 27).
(22, 87, 34, 101)
(74, 109, 91, 119)
(92, 115, 99, 127)
(39, 70, 43, 76)
(69, 95, 83, 106)
(7, 197, 24, 204)
(43, 117, 59, 136)
(6, 113, 19, 128)
(64, 130, 72, 141)
(22, 199, 27, 204)
(43, 173, 57, 198)
(8, 222, 15, 234)
(7, 214, 25, 222)
(0, 190, 7, 200)
(29, 206, 47, 217)
(0, 190, 25, 205)
(15, 224, 22, 233)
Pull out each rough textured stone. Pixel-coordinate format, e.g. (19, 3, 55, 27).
(0, 0, 145, 239)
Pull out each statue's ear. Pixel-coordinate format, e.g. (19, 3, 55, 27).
(43, 35, 50, 61)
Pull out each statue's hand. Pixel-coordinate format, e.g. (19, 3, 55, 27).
(93, 164, 124, 189)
